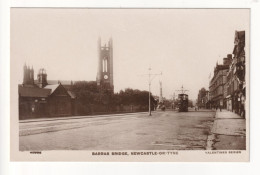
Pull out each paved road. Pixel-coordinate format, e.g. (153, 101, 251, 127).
(19, 110, 215, 151)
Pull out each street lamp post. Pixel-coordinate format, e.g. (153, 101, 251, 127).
(139, 67, 162, 116)
(149, 80, 151, 116)
(148, 67, 162, 116)
(148, 67, 152, 116)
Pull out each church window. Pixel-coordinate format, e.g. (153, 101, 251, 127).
(103, 57, 108, 72)
(105, 59, 107, 72)
(103, 59, 105, 72)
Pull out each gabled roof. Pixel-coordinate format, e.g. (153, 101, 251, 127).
(67, 90, 76, 99)
(19, 86, 51, 98)
(43, 84, 60, 95)
(19, 83, 75, 98)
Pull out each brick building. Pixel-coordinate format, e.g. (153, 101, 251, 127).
(209, 55, 232, 109)
(225, 31, 246, 117)
(197, 88, 208, 109)
(19, 65, 76, 119)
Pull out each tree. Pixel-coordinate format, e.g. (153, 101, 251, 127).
(71, 83, 156, 114)
(197, 87, 207, 108)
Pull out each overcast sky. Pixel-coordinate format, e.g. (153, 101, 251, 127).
(11, 8, 249, 100)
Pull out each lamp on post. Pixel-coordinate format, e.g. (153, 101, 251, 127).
(148, 67, 151, 116)
(139, 67, 162, 116)
(148, 67, 162, 116)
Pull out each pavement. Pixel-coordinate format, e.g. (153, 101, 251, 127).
(209, 110, 246, 150)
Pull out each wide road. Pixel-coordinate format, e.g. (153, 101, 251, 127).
(19, 110, 215, 151)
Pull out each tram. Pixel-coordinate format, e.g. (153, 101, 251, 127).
(177, 93, 189, 112)
(175, 86, 189, 112)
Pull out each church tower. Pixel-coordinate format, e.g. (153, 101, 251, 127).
(23, 63, 35, 87)
(96, 37, 114, 93)
(37, 68, 48, 88)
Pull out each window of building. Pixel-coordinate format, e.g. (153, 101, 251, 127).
(103, 57, 108, 72)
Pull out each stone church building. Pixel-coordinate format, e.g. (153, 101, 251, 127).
(96, 37, 114, 94)
(19, 38, 114, 119)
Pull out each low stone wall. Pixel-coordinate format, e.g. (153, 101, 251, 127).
(76, 104, 149, 116)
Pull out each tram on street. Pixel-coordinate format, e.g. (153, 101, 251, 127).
(175, 86, 189, 112)
(177, 93, 189, 112)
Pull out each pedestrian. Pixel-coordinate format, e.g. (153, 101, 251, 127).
(219, 105, 222, 112)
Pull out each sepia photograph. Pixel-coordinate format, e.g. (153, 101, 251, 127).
(10, 8, 249, 161)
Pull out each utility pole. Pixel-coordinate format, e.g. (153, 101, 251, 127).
(172, 92, 175, 104)
(140, 67, 162, 116)
(159, 81, 163, 103)
(170, 92, 176, 110)
(149, 67, 151, 116)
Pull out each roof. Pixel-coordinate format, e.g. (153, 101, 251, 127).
(62, 85, 72, 90)
(178, 94, 188, 96)
(19, 83, 76, 98)
(19, 86, 51, 98)
(43, 84, 60, 95)
(48, 80, 73, 85)
(34, 80, 73, 85)
(67, 91, 76, 99)
(44, 84, 75, 98)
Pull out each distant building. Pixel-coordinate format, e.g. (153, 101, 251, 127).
(205, 90, 210, 108)
(197, 88, 206, 108)
(197, 88, 209, 109)
(209, 55, 232, 109)
(19, 66, 76, 119)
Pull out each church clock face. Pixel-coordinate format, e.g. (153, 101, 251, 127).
(104, 75, 108, 79)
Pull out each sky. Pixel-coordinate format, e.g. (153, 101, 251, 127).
(11, 8, 249, 100)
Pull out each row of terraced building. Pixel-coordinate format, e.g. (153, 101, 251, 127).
(208, 30, 246, 117)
